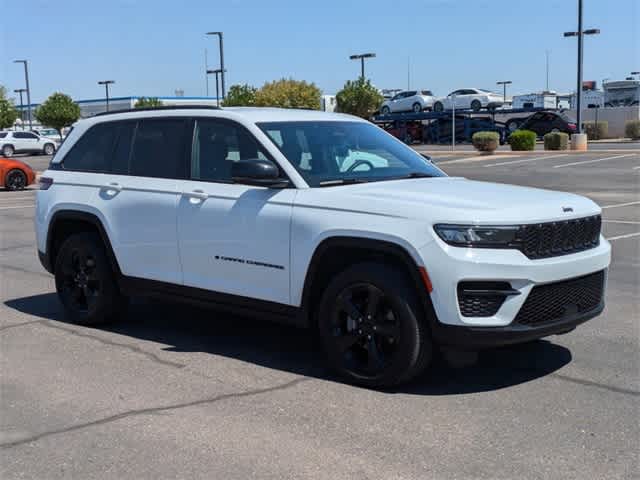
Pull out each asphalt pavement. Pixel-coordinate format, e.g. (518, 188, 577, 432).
(1, 149, 638, 479)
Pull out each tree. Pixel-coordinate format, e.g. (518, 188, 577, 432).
(0, 85, 19, 130)
(134, 97, 164, 108)
(335, 78, 384, 119)
(254, 78, 321, 110)
(34, 92, 80, 139)
(223, 84, 257, 106)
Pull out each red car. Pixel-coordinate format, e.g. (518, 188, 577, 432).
(0, 157, 36, 190)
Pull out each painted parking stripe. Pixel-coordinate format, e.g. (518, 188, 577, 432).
(633, 165, 640, 170)
(602, 220, 640, 225)
(483, 154, 568, 168)
(553, 154, 635, 168)
(606, 232, 640, 241)
(601, 201, 640, 209)
(0, 204, 35, 210)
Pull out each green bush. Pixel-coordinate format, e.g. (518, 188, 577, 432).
(508, 130, 536, 151)
(543, 132, 569, 150)
(223, 84, 257, 106)
(625, 120, 640, 140)
(254, 78, 321, 110)
(472, 131, 500, 153)
(335, 78, 384, 119)
(583, 121, 608, 140)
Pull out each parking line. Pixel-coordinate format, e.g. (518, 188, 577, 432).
(0, 195, 37, 202)
(0, 204, 35, 210)
(633, 165, 640, 170)
(602, 220, 640, 225)
(553, 154, 635, 168)
(482, 154, 568, 168)
(606, 232, 640, 241)
(601, 201, 640, 209)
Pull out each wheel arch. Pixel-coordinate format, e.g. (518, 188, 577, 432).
(299, 236, 435, 329)
(45, 210, 121, 276)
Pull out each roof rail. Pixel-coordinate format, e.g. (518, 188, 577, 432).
(93, 105, 221, 117)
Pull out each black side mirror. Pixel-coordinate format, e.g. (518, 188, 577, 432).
(420, 153, 433, 163)
(231, 159, 289, 188)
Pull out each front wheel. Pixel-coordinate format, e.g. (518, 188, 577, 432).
(43, 143, 55, 155)
(317, 262, 432, 388)
(54, 232, 125, 325)
(433, 102, 444, 112)
(412, 102, 422, 113)
(471, 100, 482, 112)
(381, 106, 391, 115)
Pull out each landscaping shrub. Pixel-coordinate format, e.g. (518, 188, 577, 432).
(583, 121, 608, 140)
(543, 132, 569, 150)
(508, 130, 536, 151)
(625, 120, 640, 140)
(472, 131, 500, 153)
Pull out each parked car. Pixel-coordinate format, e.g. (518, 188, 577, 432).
(36, 106, 610, 387)
(433, 88, 504, 112)
(0, 130, 58, 157)
(516, 111, 577, 137)
(0, 156, 36, 190)
(380, 90, 436, 114)
(33, 128, 63, 140)
(424, 115, 507, 144)
(382, 120, 424, 144)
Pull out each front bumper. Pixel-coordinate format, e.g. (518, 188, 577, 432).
(418, 235, 611, 332)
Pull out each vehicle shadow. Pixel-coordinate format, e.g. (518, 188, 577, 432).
(5, 293, 572, 395)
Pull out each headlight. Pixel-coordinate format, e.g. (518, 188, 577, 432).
(434, 224, 521, 247)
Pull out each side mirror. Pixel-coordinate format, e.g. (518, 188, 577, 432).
(421, 153, 433, 163)
(231, 159, 289, 188)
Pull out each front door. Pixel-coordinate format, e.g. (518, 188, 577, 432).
(177, 118, 294, 305)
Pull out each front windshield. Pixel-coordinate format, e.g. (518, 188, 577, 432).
(257, 121, 446, 187)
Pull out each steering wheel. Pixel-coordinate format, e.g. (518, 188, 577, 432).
(345, 159, 375, 173)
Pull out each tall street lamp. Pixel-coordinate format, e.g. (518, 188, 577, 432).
(98, 80, 115, 112)
(206, 32, 226, 99)
(13, 60, 32, 130)
(563, 0, 600, 134)
(349, 53, 376, 80)
(13, 88, 27, 130)
(207, 69, 226, 106)
(496, 80, 512, 105)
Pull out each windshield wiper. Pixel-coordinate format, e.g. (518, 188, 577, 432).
(391, 172, 437, 180)
(318, 178, 370, 187)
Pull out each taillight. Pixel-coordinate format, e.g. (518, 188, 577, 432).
(39, 177, 54, 190)
(568, 123, 577, 130)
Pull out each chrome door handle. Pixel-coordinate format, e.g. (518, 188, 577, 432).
(186, 189, 208, 203)
(103, 182, 122, 196)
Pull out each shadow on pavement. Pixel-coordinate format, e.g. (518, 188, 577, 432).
(5, 293, 572, 395)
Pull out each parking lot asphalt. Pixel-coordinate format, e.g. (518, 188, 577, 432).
(1, 150, 638, 479)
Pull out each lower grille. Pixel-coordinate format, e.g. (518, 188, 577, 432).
(458, 281, 513, 317)
(515, 270, 605, 326)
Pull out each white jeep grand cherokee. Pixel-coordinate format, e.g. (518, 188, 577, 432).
(35, 106, 611, 387)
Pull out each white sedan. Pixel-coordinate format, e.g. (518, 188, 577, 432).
(433, 88, 504, 112)
(380, 90, 436, 114)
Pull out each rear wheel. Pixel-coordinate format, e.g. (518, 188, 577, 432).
(433, 102, 444, 112)
(381, 106, 391, 115)
(2, 144, 14, 157)
(412, 102, 422, 113)
(43, 143, 55, 155)
(54, 232, 125, 325)
(506, 119, 520, 132)
(5, 169, 27, 191)
(471, 100, 482, 112)
(317, 262, 432, 388)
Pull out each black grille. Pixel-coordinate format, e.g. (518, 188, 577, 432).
(458, 281, 511, 317)
(515, 270, 605, 326)
(516, 215, 601, 259)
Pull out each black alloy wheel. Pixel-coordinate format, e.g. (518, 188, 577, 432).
(5, 169, 26, 191)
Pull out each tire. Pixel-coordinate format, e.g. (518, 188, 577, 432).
(5, 169, 27, 191)
(506, 120, 520, 132)
(412, 102, 422, 113)
(381, 106, 391, 115)
(317, 262, 432, 388)
(2, 144, 14, 157)
(43, 143, 55, 155)
(433, 102, 444, 112)
(404, 133, 414, 145)
(54, 232, 125, 325)
(471, 100, 482, 112)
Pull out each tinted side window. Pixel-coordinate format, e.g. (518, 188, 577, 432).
(0, 132, 6, 139)
(63, 123, 117, 172)
(130, 119, 188, 179)
(191, 119, 271, 182)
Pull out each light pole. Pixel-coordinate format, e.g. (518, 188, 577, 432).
(13, 60, 32, 130)
(206, 32, 225, 99)
(545, 50, 551, 91)
(496, 80, 512, 105)
(98, 80, 115, 112)
(349, 53, 376, 80)
(207, 69, 226, 106)
(564, 0, 600, 134)
(13, 88, 27, 130)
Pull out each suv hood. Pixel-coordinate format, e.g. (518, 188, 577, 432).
(298, 177, 601, 224)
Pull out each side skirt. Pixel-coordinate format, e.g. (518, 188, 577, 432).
(118, 276, 305, 328)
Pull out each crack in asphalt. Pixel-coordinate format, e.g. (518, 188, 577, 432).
(0, 320, 46, 332)
(550, 372, 639, 396)
(0, 377, 308, 449)
(41, 321, 187, 369)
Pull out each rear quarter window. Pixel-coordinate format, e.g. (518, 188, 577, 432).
(0, 132, 7, 139)
(62, 123, 118, 172)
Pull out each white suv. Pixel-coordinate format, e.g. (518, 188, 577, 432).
(35, 106, 611, 387)
(1, 130, 58, 157)
(380, 90, 436, 114)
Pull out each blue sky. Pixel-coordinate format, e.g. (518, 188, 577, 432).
(1, 0, 638, 103)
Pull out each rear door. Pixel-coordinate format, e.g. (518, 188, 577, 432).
(13, 131, 40, 152)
